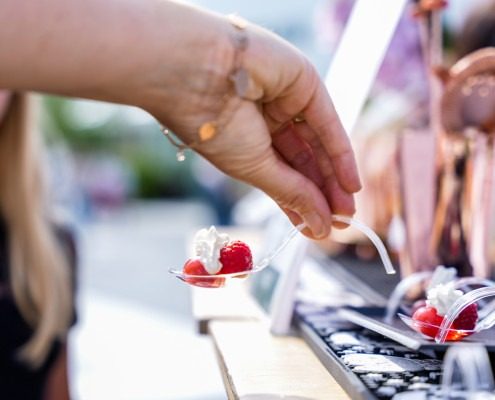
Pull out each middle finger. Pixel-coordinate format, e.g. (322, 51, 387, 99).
(292, 120, 356, 217)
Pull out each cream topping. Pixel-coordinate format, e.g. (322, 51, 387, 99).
(427, 265, 457, 291)
(193, 226, 229, 274)
(426, 281, 463, 316)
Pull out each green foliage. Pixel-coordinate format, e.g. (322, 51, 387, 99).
(41, 96, 196, 198)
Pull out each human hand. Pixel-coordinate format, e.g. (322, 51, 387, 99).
(0, 0, 360, 239)
(151, 14, 361, 239)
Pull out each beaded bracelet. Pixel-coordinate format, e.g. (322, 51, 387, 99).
(162, 14, 250, 162)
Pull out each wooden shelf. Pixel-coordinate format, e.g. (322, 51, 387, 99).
(192, 283, 265, 334)
(209, 320, 351, 400)
(190, 227, 350, 399)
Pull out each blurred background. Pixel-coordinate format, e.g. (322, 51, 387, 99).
(38, 0, 494, 399)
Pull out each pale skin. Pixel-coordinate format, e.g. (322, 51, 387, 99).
(0, 0, 361, 240)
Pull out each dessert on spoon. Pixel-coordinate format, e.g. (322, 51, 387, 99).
(169, 215, 396, 288)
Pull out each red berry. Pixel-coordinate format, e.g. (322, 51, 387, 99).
(411, 299, 427, 315)
(453, 303, 478, 331)
(412, 304, 478, 340)
(183, 258, 208, 276)
(412, 306, 444, 338)
(182, 258, 225, 288)
(219, 240, 253, 275)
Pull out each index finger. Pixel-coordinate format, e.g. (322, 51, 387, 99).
(302, 82, 362, 194)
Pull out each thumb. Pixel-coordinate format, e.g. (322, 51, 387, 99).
(249, 156, 332, 240)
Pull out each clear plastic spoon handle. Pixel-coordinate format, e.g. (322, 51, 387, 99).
(479, 299, 495, 320)
(441, 344, 495, 396)
(453, 277, 495, 290)
(332, 215, 396, 275)
(477, 310, 495, 332)
(436, 286, 495, 343)
(255, 215, 396, 274)
(255, 223, 305, 269)
(384, 271, 432, 324)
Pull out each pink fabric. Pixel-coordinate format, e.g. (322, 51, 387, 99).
(0, 90, 12, 122)
(399, 130, 436, 275)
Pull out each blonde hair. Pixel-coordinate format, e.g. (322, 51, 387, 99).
(0, 93, 72, 367)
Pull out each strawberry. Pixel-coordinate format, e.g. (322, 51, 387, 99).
(410, 299, 427, 315)
(182, 258, 225, 288)
(218, 240, 253, 275)
(412, 306, 444, 338)
(452, 303, 478, 331)
(183, 258, 208, 276)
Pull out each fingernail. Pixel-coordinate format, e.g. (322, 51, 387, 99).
(303, 211, 326, 239)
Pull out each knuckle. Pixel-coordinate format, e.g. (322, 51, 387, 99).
(274, 182, 311, 212)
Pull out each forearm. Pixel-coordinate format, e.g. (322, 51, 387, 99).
(0, 0, 233, 111)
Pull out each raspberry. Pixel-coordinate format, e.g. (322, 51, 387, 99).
(219, 240, 253, 274)
(453, 303, 478, 331)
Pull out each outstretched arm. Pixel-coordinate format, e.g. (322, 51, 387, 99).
(0, 0, 361, 238)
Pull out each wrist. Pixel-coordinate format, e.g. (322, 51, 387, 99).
(140, 3, 238, 141)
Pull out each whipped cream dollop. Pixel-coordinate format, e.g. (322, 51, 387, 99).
(427, 265, 457, 291)
(426, 281, 463, 316)
(193, 226, 229, 274)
